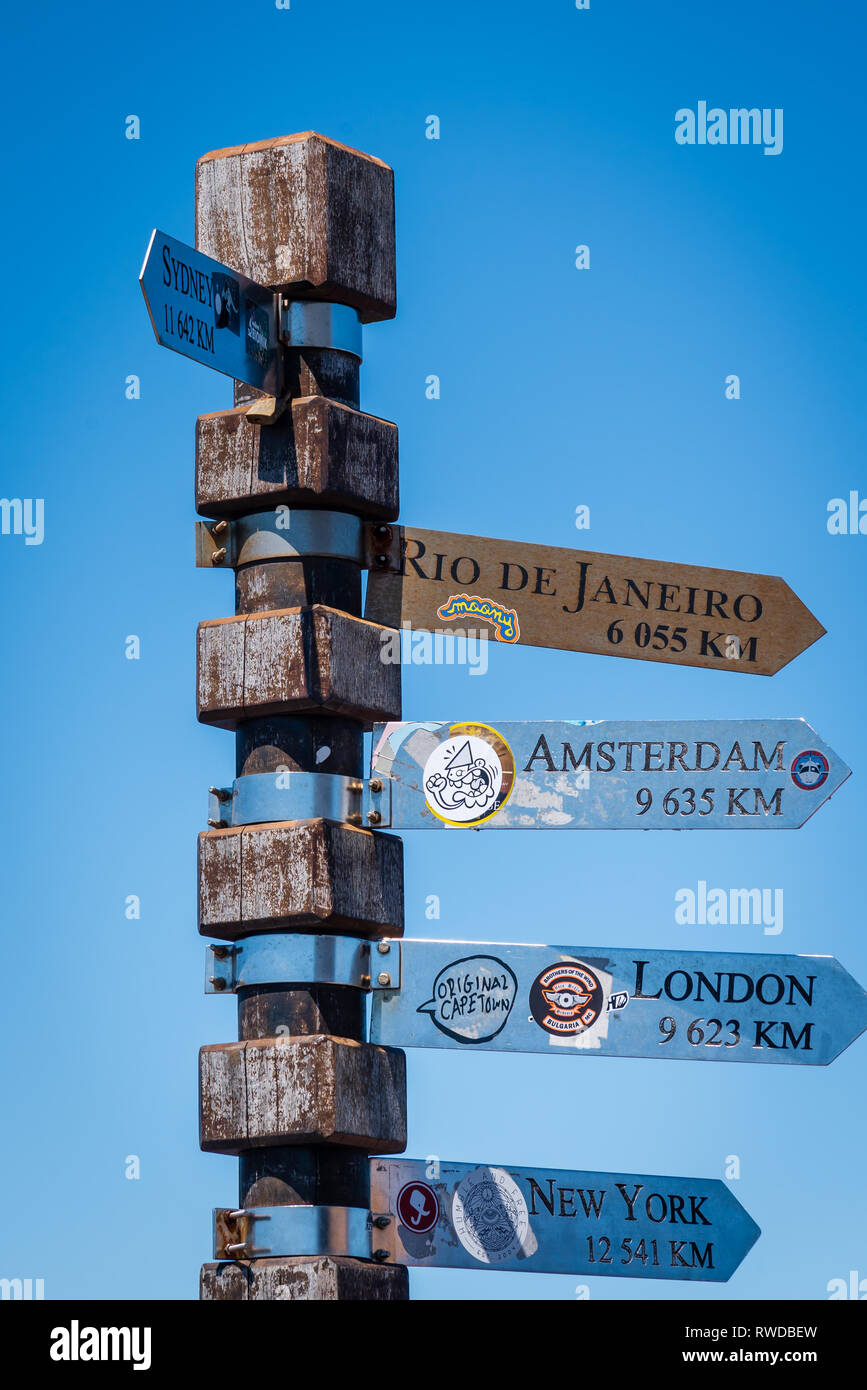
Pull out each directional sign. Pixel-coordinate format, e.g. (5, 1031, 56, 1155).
(139, 229, 281, 393)
(370, 940, 867, 1066)
(364, 525, 825, 675)
(369, 1157, 759, 1281)
(368, 719, 849, 829)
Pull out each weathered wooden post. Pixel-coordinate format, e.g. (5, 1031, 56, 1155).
(193, 132, 409, 1301)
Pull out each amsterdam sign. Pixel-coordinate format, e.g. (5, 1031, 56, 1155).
(367, 719, 849, 830)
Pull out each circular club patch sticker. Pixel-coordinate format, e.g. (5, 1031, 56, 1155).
(422, 723, 515, 827)
(790, 750, 829, 791)
(452, 1167, 529, 1265)
(529, 961, 605, 1037)
(396, 1180, 439, 1235)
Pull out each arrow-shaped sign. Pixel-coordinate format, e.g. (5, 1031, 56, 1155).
(368, 719, 850, 829)
(139, 229, 282, 394)
(364, 525, 825, 676)
(368, 1157, 759, 1281)
(368, 940, 867, 1066)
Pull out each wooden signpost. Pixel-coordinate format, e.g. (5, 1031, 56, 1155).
(148, 132, 409, 1303)
(365, 525, 826, 675)
(142, 128, 851, 1302)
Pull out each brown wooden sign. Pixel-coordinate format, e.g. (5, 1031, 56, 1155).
(364, 526, 825, 675)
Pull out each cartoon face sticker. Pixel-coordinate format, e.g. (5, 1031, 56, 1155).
(790, 750, 829, 791)
(422, 725, 515, 826)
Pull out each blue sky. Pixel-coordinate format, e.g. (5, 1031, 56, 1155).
(1, 0, 865, 1300)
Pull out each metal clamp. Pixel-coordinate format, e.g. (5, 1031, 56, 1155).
(196, 508, 365, 569)
(214, 1205, 372, 1260)
(280, 301, 362, 359)
(207, 772, 388, 829)
(205, 934, 378, 994)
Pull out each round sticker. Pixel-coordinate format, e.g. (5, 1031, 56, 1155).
(452, 1167, 529, 1265)
(790, 750, 829, 791)
(529, 961, 605, 1037)
(422, 723, 515, 827)
(396, 1180, 439, 1235)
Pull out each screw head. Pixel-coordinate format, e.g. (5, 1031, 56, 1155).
(377, 972, 392, 987)
(377, 941, 390, 955)
(209, 976, 227, 991)
(369, 778, 383, 794)
(373, 553, 389, 568)
(211, 547, 227, 564)
(372, 1248, 390, 1262)
(373, 525, 392, 541)
(366, 810, 382, 825)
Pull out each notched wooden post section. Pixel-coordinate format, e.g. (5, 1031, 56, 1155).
(196, 397, 399, 519)
(197, 606, 401, 727)
(195, 132, 407, 1300)
(198, 819, 404, 940)
(200, 1258, 408, 1302)
(199, 1037, 407, 1152)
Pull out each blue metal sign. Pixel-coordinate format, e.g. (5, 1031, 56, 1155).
(139, 229, 281, 393)
(369, 940, 867, 1066)
(369, 1157, 760, 1281)
(368, 719, 850, 830)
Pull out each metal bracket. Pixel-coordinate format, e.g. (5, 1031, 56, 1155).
(368, 937, 401, 992)
(280, 301, 362, 359)
(206, 772, 390, 829)
(214, 1205, 372, 1261)
(364, 521, 403, 574)
(205, 934, 378, 994)
(196, 508, 365, 569)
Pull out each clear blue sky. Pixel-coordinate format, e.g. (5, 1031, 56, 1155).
(1, 0, 865, 1301)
